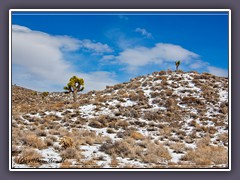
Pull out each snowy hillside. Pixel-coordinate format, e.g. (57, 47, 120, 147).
(11, 70, 229, 169)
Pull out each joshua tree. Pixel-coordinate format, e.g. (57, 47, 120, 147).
(175, 60, 181, 71)
(64, 76, 84, 102)
(41, 91, 49, 100)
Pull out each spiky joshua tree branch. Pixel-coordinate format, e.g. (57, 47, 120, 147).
(64, 76, 84, 102)
(175, 60, 181, 71)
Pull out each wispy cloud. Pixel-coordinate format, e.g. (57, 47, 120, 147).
(189, 60, 209, 69)
(135, 28, 153, 39)
(105, 28, 140, 50)
(79, 39, 113, 55)
(115, 43, 199, 72)
(207, 66, 228, 77)
(12, 24, 118, 92)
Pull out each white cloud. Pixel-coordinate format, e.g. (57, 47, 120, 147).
(12, 25, 118, 92)
(79, 39, 113, 54)
(105, 28, 140, 50)
(116, 43, 199, 70)
(79, 71, 118, 92)
(207, 66, 228, 77)
(189, 60, 209, 69)
(135, 28, 153, 38)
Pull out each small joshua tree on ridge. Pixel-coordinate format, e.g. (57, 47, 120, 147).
(175, 60, 181, 71)
(64, 76, 84, 102)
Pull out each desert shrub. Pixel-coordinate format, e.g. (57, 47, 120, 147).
(110, 155, 119, 167)
(44, 137, 54, 147)
(12, 145, 22, 156)
(123, 109, 140, 119)
(165, 89, 173, 96)
(144, 111, 161, 121)
(60, 147, 80, 159)
(216, 132, 228, 145)
(35, 129, 47, 137)
(181, 145, 228, 165)
(160, 126, 173, 136)
(32, 91, 38, 96)
(45, 114, 61, 121)
(150, 92, 161, 98)
(182, 96, 203, 105)
(113, 83, 124, 90)
(196, 136, 211, 147)
(60, 160, 73, 168)
(141, 140, 172, 163)
(220, 106, 228, 114)
(128, 81, 141, 89)
(107, 128, 116, 134)
(115, 120, 130, 129)
(41, 92, 49, 99)
(130, 131, 145, 140)
(12, 127, 24, 146)
(169, 143, 186, 153)
(185, 137, 194, 144)
(15, 148, 42, 166)
(59, 136, 73, 149)
(100, 137, 143, 160)
(159, 71, 167, 75)
(22, 133, 46, 149)
(165, 98, 177, 107)
(88, 120, 103, 128)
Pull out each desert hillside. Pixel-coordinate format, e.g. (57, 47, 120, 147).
(11, 70, 229, 169)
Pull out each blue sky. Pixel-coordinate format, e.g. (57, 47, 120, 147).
(11, 11, 229, 92)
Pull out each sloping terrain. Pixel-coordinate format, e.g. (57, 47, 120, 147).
(11, 70, 229, 169)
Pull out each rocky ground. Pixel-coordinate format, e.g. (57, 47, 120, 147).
(11, 70, 229, 169)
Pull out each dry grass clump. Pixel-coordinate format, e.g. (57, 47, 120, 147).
(160, 126, 173, 137)
(216, 132, 228, 146)
(150, 91, 161, 98)
(106, 128, 116, 134)
(35, 129, 47, 137)
(110, 155, 119, 168)
(143, 111, 161, 121)
(70, 129, 107, 146)
(127, 81, 141, 90)
(59, 136, 73, 149)
(140, 139, 172, 163)
(100, 137, 171, 164)
(114, 119, 130, 130)
(60, 160, 73, 168)
(196, 136, 211, 147)
(12, 127, 24, 146)
(79, 159, 102, 168)
(60, 147, 81, 159)
(128, 91, 146, 102)
(45, 114, 61, 121)
(44, 136, 56, 147)
(159, 71, 167, 75)
(21, 133, 46, 149)
(12, 145, 22, 156)
(15, 148, 42, 167)
(181, 145, 228, 165)
(182, 96, 203, 105)
(129, 131, 145, 140)
(89, 120, 103, 128)
(165, 89, 173, 96)
(169, 142, 186, 153)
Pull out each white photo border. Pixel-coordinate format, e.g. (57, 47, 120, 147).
(9, 9, 231, 172)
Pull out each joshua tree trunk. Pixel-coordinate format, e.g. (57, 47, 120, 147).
(73, 89, 78, 102)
